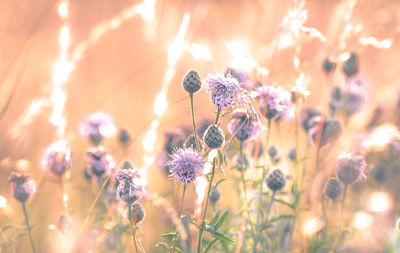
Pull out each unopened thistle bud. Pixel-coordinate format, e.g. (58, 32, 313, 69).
(203, 124, 225, 149)
(183, 70, 202, 93)
(268, 145, 281, 163)
(128, 202, 145, 225)
(322, 57, 336, 74)
(324, 178, 342, 200)
(210, 188, 221, 205)
(288, 148, 297, 162)
(184, 134, 203, 151)
(265, 168, 286, 192)
(342, 53, 359, 77)
(119, 129, 131, 145)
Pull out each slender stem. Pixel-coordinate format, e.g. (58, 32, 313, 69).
(22, 202, 36, 253)
(333, 184, 348, 251)
(197, 158, 217, 253)
(190, 93, 201, 152)
(265, 191, 276, 221)
(215, 107, 221, 125)
(253, 119, 271, 252)
(172, 185, 187, 253)
(129, 205, 139, 253)
(0, 229, 16, 253)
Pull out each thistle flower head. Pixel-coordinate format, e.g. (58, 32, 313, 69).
(85, 146, 115, 177)
(255, 85, 294, 121)
(167, 147, 204, 185)
(227, 110, 262, 142)
(41, 141, 73, 177)
(336, 152, 367, 184)
(79, 112, 117, 145)
(205, 73, 250, 112)
(116, 167, 146, 205)
(8, 172, 37, 203)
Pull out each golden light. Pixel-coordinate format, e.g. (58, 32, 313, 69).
(362, 124, 400, 150)
(136, 0, 157, 23)
(352, 211, 373, 230)
(302, 217, 323, 237)
(367, 191, 392, 213)
(185, 43, 212, 62)
(195, 176, 208, 217)
(58, 1, 69, 18)
(359, 37, 392, 49)
(0, 196, 7, 208)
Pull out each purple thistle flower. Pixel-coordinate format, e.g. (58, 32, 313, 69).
(41, 141, 73, 177)
(79, 112, 117, 144)
(205, 73, 251, 112)
(8, 172, 37, 203)
(254, 85, 294, 121)
(167, 147, 205, 185)
(335, 152, 367, 184)
(85, 146, 115, 177)
(227, 110, 262, 142)
(116, 167, 146, 205)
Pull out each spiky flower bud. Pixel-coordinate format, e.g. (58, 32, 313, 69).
(336, 152, 367, 184)
(119, 129, 131, 145)
(324, 178, 342, 200)
(342, 53, 359, 77)
(265, 168, 286, 192)
(183, 70, 202, 93)
(128, 202, 145, 224)
(210, 188, 221, 205)
(203, 124, 225, 149)
(8, 172, 37, 203)
(184, 134, 203, 151)
(288, 148, 297, 162)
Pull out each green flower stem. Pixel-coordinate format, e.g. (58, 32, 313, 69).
(265, 191, 276, 221)
(22, 202, 36, 253)
(253, 119, 271, 252)
(172, 184, 187, 253)
(190, 93, 201, 152)
(333, 183, 348, 251)
(197, 158, 217, 253)
(129, 205, 139, 253)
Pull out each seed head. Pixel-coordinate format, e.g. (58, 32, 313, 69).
(203, 124, 225, 149)
(335, 152, 367, 184)
(265, 168, 286, 192)
(8, 172, 37, 203)
(167, 147, 205, 185)
(116, 167, 146, 205)
(205, 73, 250, 112)
(183, 70, 202, 93)
(324, 178, 342, 200)
(128, 202, 145, 224)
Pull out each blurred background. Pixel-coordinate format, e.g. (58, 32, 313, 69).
(0, 0, 400, 252)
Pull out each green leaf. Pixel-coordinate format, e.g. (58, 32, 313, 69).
(160, 232, 177, 241)
(204, 239, 218, 253)
(275, 198, 295, 210)
(214, 178, 226, 188)
(208, 210, 221, 226)
(214, 211, 229, 230)
(155, 242, 169, 252)
(270, 214, 295, 223)
(212, 231, 237, 245)
(218, 150, 224, 166)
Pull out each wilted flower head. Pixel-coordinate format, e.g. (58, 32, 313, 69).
(227, 111, 262, 142)
(255, 85, 294, 121)
(167, 147, 204, 185)
(336, 152, 367, 184)
(79, 112, 117, 145)
(205, 73, 250, 112)
(85, 146, 115, 177)
(8, 172, 37, 203)
(41, 141, 73, 177)
(116, 167, 146, 205)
